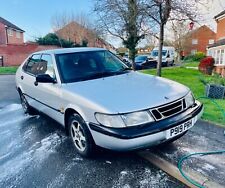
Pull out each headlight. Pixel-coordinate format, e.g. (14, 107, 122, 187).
(95, 111, 154, 128)
(185, 92, 195, 108)
(121, 111, 154, 127)
(95, 113, 125, 128)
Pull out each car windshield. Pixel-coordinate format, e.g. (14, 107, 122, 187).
(135, 56, 147, 61)
(55, 50, 130, 83)
(151, 50, 167, 57)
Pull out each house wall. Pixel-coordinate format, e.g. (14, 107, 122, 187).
(214, 66, 225, 77)
(0, 23, 6, 44)
(56, 22, 115, 51)
(0, 44, 59, 66)
(216, 17, 225, 40)
(184, 26, 216, 56)
(7, 29, 24, 44)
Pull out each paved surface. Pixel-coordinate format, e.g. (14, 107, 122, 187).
(143, 120, 225, 187)
(0, 75, 19, 108)
(0, 75, 184, 188)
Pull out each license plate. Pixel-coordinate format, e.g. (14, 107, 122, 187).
(166, 119, 194, 139)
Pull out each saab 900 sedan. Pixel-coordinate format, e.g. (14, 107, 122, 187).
(16, 48, 203, 157)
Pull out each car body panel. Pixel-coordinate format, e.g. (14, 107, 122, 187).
(62, 71, 189, 114)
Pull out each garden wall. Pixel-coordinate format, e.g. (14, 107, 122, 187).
(0, 43, 59, 66)
(214, 66, 225, 77)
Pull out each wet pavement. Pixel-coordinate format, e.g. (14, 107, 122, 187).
(0, 75, 185, 188)
(146, 120, 225, 186)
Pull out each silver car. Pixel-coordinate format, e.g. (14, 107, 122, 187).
(16, 48, 203, 157)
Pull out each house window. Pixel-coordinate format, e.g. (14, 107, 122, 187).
(8, 29, 13, 36)
(16, 31, 21, 38)
(220, 49, 224, 65)
(191, 49, 197, 54)
(192, 39, 198, 45)
(215, 50, 220, 65)
(207, 49, 213, 56)
(209, 39, 214, 45)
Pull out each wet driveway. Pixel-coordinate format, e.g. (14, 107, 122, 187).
(0, 75, 184, 188)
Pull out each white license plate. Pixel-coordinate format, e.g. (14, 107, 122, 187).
(166, 119, 194, 139)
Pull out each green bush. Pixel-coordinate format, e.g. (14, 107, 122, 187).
(199, 73, 225, 86)
(36, 33, 74, 48)
(184, 52, 206, 62)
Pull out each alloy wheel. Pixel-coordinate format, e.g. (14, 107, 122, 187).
(20, 94, 28, 113)
(70, 120, 86, 152)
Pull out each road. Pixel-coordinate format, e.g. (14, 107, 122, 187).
(0, 75, 185, 188)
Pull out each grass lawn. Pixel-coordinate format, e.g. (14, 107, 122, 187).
(142, 67, 225, 126)
(182, 61, 200, 67)
(0, 66, 18, 74)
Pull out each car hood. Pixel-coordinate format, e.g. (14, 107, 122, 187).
(62, 71, 189, 113)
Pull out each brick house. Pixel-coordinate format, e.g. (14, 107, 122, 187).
(0, 17, 25, 45)
(56, 21, 115, 51)
(207, 10, 225, 77)
(183, 25, 216, 56)
(0, 17, 58, 66)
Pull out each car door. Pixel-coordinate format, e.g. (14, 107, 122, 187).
(33, 54, 64, 124)
(20, 54, 42, 108)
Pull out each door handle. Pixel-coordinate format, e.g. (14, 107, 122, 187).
(21, 75, 24, 80)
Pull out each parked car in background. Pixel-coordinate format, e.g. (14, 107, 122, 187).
(135, 55, 148, 70)
(150, 46, 175, 67)
(135, 55, 157, 70)
(122, 53, 132, 67)
(16, 47, 203, 157)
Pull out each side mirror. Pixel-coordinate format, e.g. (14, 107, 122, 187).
(36, 74, 56, 84)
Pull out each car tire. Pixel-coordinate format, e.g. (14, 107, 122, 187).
(19, 92, 35, 115)
(172, 60, 175, 66)
(68, 114, 95, 157)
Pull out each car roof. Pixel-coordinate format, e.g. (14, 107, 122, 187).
(33, 47, 106, 55)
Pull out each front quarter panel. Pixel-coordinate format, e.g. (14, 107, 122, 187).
(62, 87, 112, 124)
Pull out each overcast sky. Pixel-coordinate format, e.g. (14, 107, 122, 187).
(199, 0, 225, 29)
(0, 0, 225, 48)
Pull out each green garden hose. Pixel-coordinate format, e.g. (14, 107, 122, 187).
(178, 97, 225, 188)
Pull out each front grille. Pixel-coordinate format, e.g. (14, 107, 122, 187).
(150, 98, 185, 120)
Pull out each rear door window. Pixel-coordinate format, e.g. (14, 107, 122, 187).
(24, 54, 41, 75)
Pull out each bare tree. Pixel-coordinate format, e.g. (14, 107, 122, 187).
(144, 0, 204, 76)
(170, 20, 189, 61)
(93, 0, 150, 70)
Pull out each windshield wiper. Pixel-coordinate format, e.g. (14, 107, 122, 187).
(74, 69, 132, 82)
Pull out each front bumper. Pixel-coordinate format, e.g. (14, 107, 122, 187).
(89, 101, 203, 151)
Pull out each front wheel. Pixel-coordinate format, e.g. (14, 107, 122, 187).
(68, 114, 95, 157)
(19, 92, 34, 115)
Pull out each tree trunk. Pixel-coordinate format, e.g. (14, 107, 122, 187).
(130, 48, 136, 70)
(157, 23, 164, 77)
